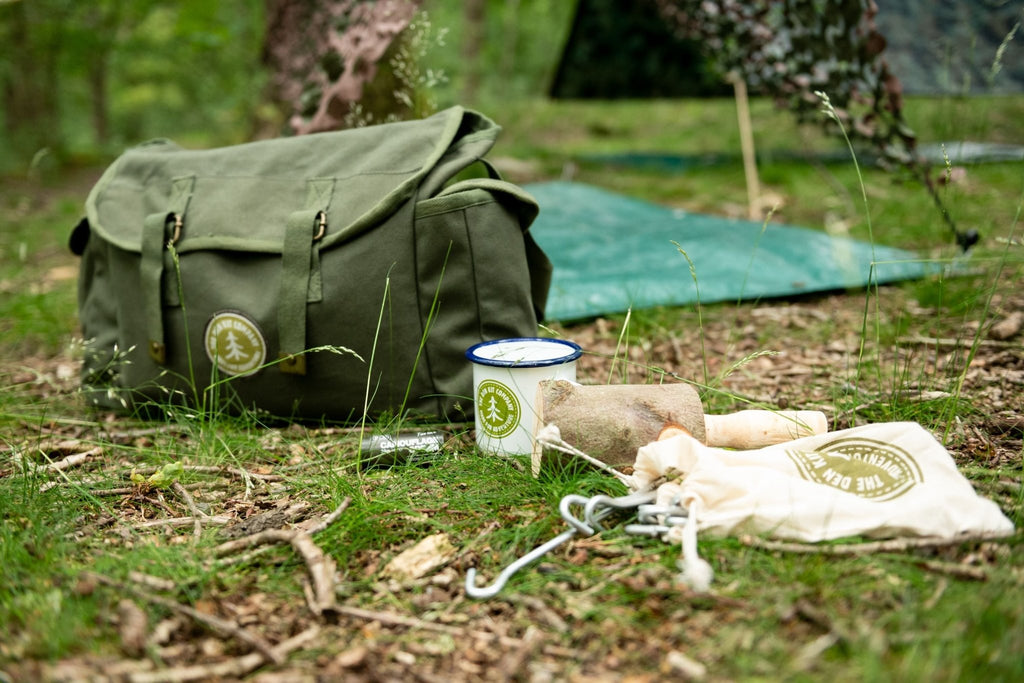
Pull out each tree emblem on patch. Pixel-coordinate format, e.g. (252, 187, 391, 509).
(786, 437, 924, 501)
(204, 311, 267, 377)
(477, 379, 520, 438)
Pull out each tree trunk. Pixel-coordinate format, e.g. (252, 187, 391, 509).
(462, 0, 485, 102)
(500, 0, 520, 87)
(0, 0, 62, 157)
(89, 55, 110, 145)
(263, 0, 421, 134)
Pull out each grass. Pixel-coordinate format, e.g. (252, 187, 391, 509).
(493, 95, 1024, 253)
(1, 94, 1022, 680)
(0, 192, 81, 355)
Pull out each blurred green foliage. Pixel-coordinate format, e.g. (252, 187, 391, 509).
(0, 0, 268, 171)
(426, 0, 575, 106)
(0, 0, 576, 173)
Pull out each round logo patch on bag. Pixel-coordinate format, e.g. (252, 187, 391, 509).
(204, 311, 267, 377)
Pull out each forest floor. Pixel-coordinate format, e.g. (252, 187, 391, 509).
(2, 98, 1023, 681)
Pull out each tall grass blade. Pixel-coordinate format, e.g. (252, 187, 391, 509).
(607, 307, 632, 385)
(988, 11, 1022, 87)
(357, 271, 393, 467)
(400, 242, 453, 416)
(737, 205, 776, 305)
(672, 242, 708, 387)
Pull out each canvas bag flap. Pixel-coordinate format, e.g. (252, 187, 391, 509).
(72, 106, 549, 418)
(84, 106, 496, 255)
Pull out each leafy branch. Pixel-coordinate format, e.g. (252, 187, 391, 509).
(650, 0, 979, 249)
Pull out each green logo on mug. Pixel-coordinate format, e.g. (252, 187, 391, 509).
(477, 379, 521, 438)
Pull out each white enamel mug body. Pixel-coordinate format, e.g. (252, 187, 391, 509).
(466, 338, 582, 455)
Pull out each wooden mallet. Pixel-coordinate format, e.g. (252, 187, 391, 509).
(531, 380, 827, 473)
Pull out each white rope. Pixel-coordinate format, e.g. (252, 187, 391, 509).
(534, 424, 633, 486)
(676, 500, 714, 592)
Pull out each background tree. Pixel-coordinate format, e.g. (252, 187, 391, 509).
(649, 0, 979, 249)
(0, 0, 69, 159)
(461, 0, 485, 102)
(262, 0, 428, 133)
(0, 0, 265, 170)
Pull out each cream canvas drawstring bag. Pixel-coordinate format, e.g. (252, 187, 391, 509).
(629, 422, 1015, 590)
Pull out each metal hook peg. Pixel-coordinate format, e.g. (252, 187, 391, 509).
(465, 527, 579, 599)
(623, 523, 674, 537)
(583, 490, 657, 532)
(559, 494, 597, 535)
(583, 495, 614, 532)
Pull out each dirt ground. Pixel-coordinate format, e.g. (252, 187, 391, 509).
(3, 272, 1022, 681)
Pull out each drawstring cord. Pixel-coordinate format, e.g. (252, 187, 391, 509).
(676, 499, 714, 592)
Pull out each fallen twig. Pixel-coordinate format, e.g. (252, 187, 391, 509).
(45, 446, 104, 471)
(834, 389, 952, 422)
(332, 603, 577, 655)
(897, 335, 1019, 349)
(9, 446, 103, 477)
(213, 498, 351, 616)
(213, 501, 315, 567)
(16, 445, 104, 493)
(127, 571, 178, 592)
(793, 632, 842, 672)
(85, 571, 283, 665)
(171, 482, 203, 539)
(501, 625, 543, 680)
(83, 481, 213, 497)
(914, 558, 989, 581)
(118, 599, 149, 657)
(88, 486, 142, 497)
(135, 516, 232, 530)
(987, 413, 1024, 436)
(739, 530, 1017, 555)
(126, 464, 284, 483)
(127, 625, 320, 683)
(333, 604, 467, 636)
(306, 499, 351, 535)
(103, 425, 189, 443)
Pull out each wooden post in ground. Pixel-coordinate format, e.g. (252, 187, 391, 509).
(730, 72, 761, 220)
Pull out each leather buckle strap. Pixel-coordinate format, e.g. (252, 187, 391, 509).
(278, 179, 335, 375)
(141, 212, 179, 364)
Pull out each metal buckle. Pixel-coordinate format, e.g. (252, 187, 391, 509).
(169, 213, 183, 244)
(313, 211, 327, 241)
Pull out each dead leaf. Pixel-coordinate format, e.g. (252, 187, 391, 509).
(117, 599, 148, 657)
(334, 645, 369, 669)
(989, 311, 1023, 341)
(46, 264, 79, 282)
(663, 650, 707, 680)
(382, 533, 457, 580)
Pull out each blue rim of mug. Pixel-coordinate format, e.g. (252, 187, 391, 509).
(465, 337, 582, 368)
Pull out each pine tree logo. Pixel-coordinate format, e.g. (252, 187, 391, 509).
(204, 311, 267, 377)
(476, 380, 520, 438)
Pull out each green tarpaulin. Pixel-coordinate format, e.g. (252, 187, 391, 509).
(525, 181, 935, 322)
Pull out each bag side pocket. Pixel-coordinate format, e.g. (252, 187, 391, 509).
(72, 219, 128, 410)
(415, 186, 544, 418)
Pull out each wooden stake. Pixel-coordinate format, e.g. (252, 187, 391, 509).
(731, 73, 761, 220)
(532, 380, 827, 471)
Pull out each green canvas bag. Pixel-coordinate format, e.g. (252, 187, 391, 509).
(70, 106, 551, 421)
